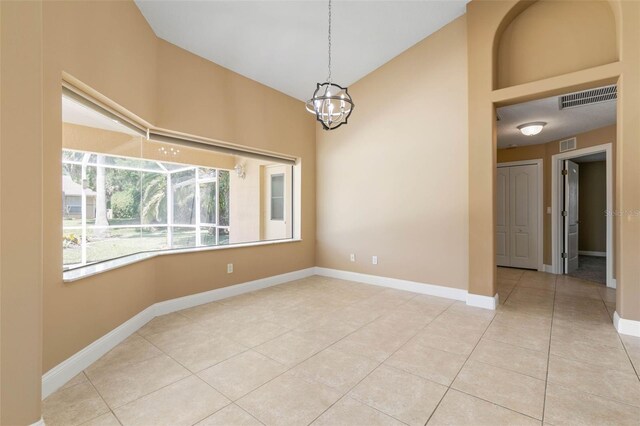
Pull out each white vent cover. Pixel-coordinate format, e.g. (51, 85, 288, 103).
(559, 85, 617, 110)
(559, 137, 577, 152)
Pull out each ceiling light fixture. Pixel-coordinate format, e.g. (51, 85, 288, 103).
(305, 0, 354, 130)
(517, 122, 546, 136)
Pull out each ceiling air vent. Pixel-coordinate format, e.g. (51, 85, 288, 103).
(559, 85, 617, 110)
(560, 137, 577, 153)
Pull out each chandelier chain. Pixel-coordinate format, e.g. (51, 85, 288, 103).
(327, 0, 332, 83)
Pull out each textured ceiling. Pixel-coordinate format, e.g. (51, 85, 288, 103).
(497, 93, 616, 149)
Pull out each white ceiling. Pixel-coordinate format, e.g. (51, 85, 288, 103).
(497, 93, 616, 149)
(134, 0, 469, 101)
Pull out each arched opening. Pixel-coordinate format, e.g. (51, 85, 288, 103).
(495, 0, 618, 89)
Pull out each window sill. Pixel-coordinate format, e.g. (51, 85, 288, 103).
(63, 238, 303, 283)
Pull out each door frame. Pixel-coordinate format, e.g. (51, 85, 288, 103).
(551, 143, 614, 288)
(497, 159, 544, 272)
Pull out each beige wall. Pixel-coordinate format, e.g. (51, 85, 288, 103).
(497, 0, 618, 88)
(497, 124, 616, 265)
(1, 2, 44, 424)
(42, 0, 316, 376)
(4, 1, 640, 422)
(578, 161, 607, 253)
(316, 16, 469, 290)
(63, 123, 236, 171)
(229, 158, 262, 244)
(467, 0, 640, 321)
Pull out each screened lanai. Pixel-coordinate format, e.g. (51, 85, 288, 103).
(62, 148, 230, 269)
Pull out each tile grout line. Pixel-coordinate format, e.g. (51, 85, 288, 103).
(445, 388, 545, 423)
(423, 304, 501, 425)
(48, 273, 633, 425)
(129, 281, 355, 424)
(81, 371, 124, 426)
(161, 282, 362, 426)
(540, 275, 557, 424)
(230, 289, 425, 424)
(600, 295, 640, 381)
(305, 296, 457, 425)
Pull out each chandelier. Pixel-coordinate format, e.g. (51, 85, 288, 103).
(305, 0, 354, 130)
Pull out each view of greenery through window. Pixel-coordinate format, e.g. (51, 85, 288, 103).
(63, 149, 230, 268)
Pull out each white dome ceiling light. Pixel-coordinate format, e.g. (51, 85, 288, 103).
(517, 121, 546, 136)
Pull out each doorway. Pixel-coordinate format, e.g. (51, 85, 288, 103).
(552, 144, 614, 287)
(495, 84, 616, 288)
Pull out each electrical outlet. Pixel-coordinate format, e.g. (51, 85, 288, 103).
(372, 256, 378, 265)
(227, 263, 233, 273)
(350, 253, 356, 262)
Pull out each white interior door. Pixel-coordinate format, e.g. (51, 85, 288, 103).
(564, 160, 579, 273)
(508, 164, 539, 269)
(496, 167, 510, 266)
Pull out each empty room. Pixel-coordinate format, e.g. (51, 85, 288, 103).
(1, 1, 639, 425)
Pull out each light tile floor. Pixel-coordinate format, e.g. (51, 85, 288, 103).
(44, 270, 640, 426)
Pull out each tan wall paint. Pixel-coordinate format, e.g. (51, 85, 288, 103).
(497, 124, 616, 265)
(468, 0, 640, 320)
(42, 0, 316, 375)
(229, 158, 262, 244)
(63, 123, 236, 170)
(316, 16, 469, 290)
(498, 0, 618, 88)
(1, 2, 44, 424)
(578, 161, 607, 253)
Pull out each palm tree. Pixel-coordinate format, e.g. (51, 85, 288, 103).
(141, 173, 167, 224)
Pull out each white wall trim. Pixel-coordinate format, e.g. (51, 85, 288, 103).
(543, 264, 554, 273)
(578, 250, 606, 257)
(314, 267, 468, 302)
(30, 418, 45, 426)
(614, 311, 640, 337)
(466, 293, 499, 310)
(155, 267, 315, 315)
(551, 143, 614, 288)
(42, 267, 316, 399)
(498, 159, 544, 272)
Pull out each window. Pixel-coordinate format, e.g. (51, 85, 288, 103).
(62, 93, 295, 271)
(62, 149, 231, 267)
(270, 174, 285, 221)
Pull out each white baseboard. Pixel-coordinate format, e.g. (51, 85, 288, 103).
(614, 311, 640, 337)
(543, 264, 554, 273)
(314, 267, 467, 302)
(578, 250, 606, 257)
(41, 305, 156, 399)
(466, 293, 499, 310)
(30, 418, 45, 426)
(607, 278, 617, 289)
(154, 268, 316, 316)
(42, 267, 316, 399)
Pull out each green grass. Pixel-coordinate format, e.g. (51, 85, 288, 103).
(63, 226, 229, 266)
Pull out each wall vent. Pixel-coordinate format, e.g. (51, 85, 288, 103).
(559, 85, 617, 110)
(559, 137, 577, 152)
